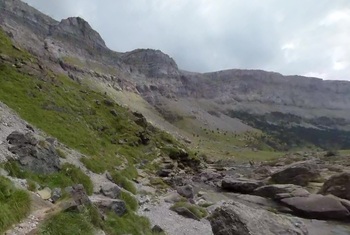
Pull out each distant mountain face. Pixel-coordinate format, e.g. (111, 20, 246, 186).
(1, 0, 350, 150)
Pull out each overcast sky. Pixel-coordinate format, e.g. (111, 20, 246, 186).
(23, 0, 350, 80)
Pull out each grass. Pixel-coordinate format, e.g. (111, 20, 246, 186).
(4, 162, 93, 195)
(104, 212, 158, 235)
(120, 191, 138, 211)
(149, 177, 168, 189)
(39, 208, 97, 235)
(56, 148, 67, 159)
(110, 171, 137, 194)
(0, 176, 31, 233)
(170, 201, 208, 219)
(0, 28, 189, 234)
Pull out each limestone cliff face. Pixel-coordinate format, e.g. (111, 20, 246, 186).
(50, 17, 107, 51)
(122, 49, 180, 78)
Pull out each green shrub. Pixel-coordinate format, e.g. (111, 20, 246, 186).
(39, 211, 95, 235)
(170, 201, 208, 219)
(0, 176, 31, 233)
(110, 171, 137, 195)
(4, 162, 93, 195)
(104, 212, 153, 235)
(120, 191, 138, 212)
(56, 148, 67, 159)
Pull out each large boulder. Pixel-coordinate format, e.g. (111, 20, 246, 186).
(176, 184, 194, 199)
(94, 198, 127, 216)
(281, 194, 350, 220)
(221, 178, 264, 194)
(99, 182, 121, 199)
(319, 172, 350, 200)
(208, 202, 308, 235)
(65, 184, 91, 206)
(271, 161, 320, 186)
(254, 184, 310, 200)
(6, 131, 60, 174)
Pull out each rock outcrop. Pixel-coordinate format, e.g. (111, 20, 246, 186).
(6, 131, 60, 174)
(209, 202, 308, 235)
(319, 172, 350, 200)
(221, 178, 264, 194)
(121, 49, 180, 77)
(281, 194, 350, 220)
(50, 17, 107, 50)
(270, 161, 320, 186)
(254, 184, 310, 200)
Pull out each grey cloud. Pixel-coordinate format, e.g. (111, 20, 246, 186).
(23, 0, 350, 80)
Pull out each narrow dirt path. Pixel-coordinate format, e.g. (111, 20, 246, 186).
(5, 193, 56, 235)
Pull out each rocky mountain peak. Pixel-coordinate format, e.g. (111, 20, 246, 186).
(122, 49, 180, 77)
(50, 16, 106, 49)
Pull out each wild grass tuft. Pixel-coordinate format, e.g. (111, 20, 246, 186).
(0, 176, 31, 233)
(4, 162, 93, 195)
(170, 201, 208, 219)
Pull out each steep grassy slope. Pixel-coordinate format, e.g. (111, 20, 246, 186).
(0, 176, 31, 233)
(0, 29, 185, 234)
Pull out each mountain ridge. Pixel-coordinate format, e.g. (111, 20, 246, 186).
(2, 0, 350, 151)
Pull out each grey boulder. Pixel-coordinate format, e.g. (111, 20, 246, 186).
(209, 201, 308, 235)
(319, 172, 350, 200)
(271, 161, 320, 186)
(281, 194, 350, 220)
(221, 178, 264, 194)
(254, 184, 310, 200)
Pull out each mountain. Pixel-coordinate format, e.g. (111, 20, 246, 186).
(2, 0, 350, 155)
(2, 1, 350, 235)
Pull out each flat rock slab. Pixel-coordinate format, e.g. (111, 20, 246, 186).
(271, 161, 320, 186)
(221, 178, 264, 194)
(281, 194, 350, 220)
(254, 184, 310, 200)
(209, 201, 308, 235)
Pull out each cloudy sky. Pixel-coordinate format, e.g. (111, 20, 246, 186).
(23, 0, 350, 80)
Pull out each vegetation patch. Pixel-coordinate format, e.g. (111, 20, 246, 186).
(110, 171, 137, 195)
(170, 201, 208, 219)
(226, 110, 350, 150)
(4, 162, 93, 195)
(39, 207, 97, 235)
(0, 176, 31, 233)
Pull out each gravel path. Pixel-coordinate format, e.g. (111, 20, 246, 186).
(140, 200, 213, 235)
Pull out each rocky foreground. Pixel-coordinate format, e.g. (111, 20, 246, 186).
(2, 99, 350, 235)
(139, 152, 350, 235)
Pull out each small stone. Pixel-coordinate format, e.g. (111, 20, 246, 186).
(38, 187, 52, 200)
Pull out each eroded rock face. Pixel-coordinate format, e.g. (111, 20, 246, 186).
(209, 202, 308, 235)
(221, 178, 264, 194)
(7, 131, 60, 174)
(176, 185, 194, 199)
(50, 17, 106, 49)
(121, 49, 180, 78)
(94, 199, 127, 217)
(271, 161, 320, 186)
(319, 172, 350, 200)
(254, 184, 310, 200)
(65, 184, 91, 206)
(99, 182, 122, 199)
(281, 194, 350, 220)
